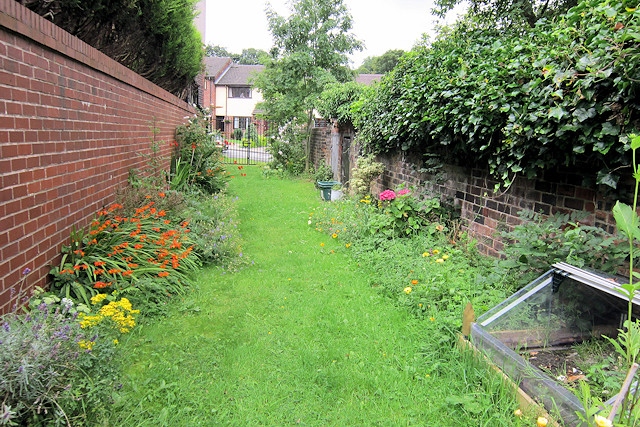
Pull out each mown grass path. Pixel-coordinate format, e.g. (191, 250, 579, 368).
(112, 166, 511, 426)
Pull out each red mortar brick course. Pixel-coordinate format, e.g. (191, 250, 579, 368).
(0, 2, 195, 312)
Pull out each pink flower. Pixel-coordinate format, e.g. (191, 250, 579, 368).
(379, 190, 397, 201)
(397, 188, 410, 196)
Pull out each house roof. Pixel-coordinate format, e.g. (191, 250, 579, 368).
(204, 57, 233, 79)
(216, 64, 265, 86)
(356, 74, 383, 85)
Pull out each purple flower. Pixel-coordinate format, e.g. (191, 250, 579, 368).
(22, 267, 31, 275)
(2, 322, 9, 332)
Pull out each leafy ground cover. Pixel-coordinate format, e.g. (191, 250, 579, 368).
(102, 166, 540, 426)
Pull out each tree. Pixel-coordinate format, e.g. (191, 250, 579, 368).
(237, 48, 270, 65)
(23, 0, 204, 99)
(356, 49, 405, 74)
(205, 44, 236, 59)
(434, 0, 578, 28)
(253, 0, 363, 170)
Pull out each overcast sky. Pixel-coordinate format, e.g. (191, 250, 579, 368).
(204, 0, 466, 68)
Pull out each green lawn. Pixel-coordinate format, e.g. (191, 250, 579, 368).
(106, 166, 527, 426)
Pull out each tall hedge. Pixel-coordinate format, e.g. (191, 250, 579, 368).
(353, 0, 639, 188)
(22, 0, 204, 99)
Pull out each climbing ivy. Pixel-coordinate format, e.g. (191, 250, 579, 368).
(353, 0, 639, 188)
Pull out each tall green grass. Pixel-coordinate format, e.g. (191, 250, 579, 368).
(105, 166, 537, 426)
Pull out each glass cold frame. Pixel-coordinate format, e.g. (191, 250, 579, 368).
(470, 262, 639, 425)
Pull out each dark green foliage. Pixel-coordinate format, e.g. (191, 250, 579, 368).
(316, 81, 367, 124)
(499, 210, 629, 285)
(354, 0, 640, 189)
(23, 0, 204, 98)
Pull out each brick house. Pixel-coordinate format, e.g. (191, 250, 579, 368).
(201, 58, 266, 140)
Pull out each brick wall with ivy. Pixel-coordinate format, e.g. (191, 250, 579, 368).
(373, 150, 624, 258)
(0, 1, 195, 312)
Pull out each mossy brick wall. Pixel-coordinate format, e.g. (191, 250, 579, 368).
(0, 1, 195, 312)
(373, 150, 623, 258)
(310, 125, 332, 169)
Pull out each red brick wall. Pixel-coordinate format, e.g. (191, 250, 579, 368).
(0, 1, 195, 312)
(373, 150, 622, 258)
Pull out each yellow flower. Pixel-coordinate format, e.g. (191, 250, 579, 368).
(422, 252, 430, 257)
(432, 249, 440, 255)
(429, 317, 435, 322)
(404, 286, 412, 294)
(113, 339, 119, 345)
(78, 339, 95, 350)
(332, 233, 338, 239)
(513, 409, 523, 417)
(320, 242, 325, 247)
(594, 415, 612, 427)
(90, 293, 108, 305)
(442, 254, 449, 260)
(436, 258, 444, 263)
(345, 243, 352, 248)
(537, 417, 548, 427)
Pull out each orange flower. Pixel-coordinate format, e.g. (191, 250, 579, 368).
(122, 270, 133, 276)
(158, 271, 170, 278)
(158, 192, 165, 198)
(94, 261, 106, 267)
(93, 281, 112, 289)
(107, 268, 121, 274)
(164, 220, 171, 225)
(127, 263, 139, 268)
(411, 279, 419, 285)
(134, 244, 144, 249)
(158, 210, 166, 217)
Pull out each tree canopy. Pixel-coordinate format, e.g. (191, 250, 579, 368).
(356, 50, 405, 74)
(23, 0, 204, 99)
(253, 0, 363, 127)
(434, 0, 579, 27)
(205, 45, 270, 65)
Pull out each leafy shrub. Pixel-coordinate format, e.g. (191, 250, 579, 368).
(232, 128, 244, 140)
(313, 160, 334, 184)
(349, 155, 385, 197)
(499, 210, 628, 285)
(265, 127, 306, 176)
(174, 112, 229, 194)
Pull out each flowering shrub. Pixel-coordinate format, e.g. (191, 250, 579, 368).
(49, 197, 200, 312)
(379, 189, 396, 201)
(349, 155, 384, 197)
(0, 297, 125, 425)
(371, 185, 447, 237)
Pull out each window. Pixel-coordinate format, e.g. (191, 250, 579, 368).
(229, 87, 252, 98)
(233, 117, 250, 130)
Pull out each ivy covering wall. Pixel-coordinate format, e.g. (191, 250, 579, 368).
(351, 0, 639, 189)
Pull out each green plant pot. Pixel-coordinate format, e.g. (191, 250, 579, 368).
(317, 181, 340, 201)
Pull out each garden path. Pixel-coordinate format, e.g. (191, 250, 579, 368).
(115, 165, 508, 426)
